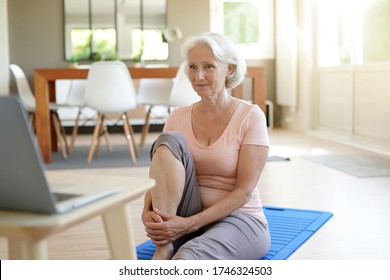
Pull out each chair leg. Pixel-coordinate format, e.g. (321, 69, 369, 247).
(102, 122, 112, 152)
(55, 111, 70, 153)
(127, 116, 139, 158)
(69, 109, 81, 152)
(87, 113, 103, 164)
(51, 112, 67, 160)
(139, 107, 152, 150)
(96, 115, 112, 157)
(121, 113, 137, 164)
(96, 115, 103, 157)
(29, 113, 35, 129)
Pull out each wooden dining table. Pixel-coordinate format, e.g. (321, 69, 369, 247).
(34, 66, 266, 163)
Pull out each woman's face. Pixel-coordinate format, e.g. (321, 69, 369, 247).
(187, 44, 230, 99)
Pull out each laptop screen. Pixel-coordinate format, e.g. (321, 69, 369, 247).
(0, 96, 58, 213)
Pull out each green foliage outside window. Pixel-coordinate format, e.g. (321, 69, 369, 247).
(70, 28, 117, 61)
(70, 28, 166, 62)
(223, 2, 259, 45)
(363, 0, 390, 62)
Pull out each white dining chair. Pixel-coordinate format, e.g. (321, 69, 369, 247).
(9, 64, 70, 159)
(61, 79, 100, 152)
(137, 77, 173, 149)
(167, 62, 200, 107)
(136, 64, 172, 149)
(84, 61, 139, 164)
(137, 62, 200, 149)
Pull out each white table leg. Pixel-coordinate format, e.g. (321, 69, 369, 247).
(8, 239, 48, 259)
(101, 205, 137, 260)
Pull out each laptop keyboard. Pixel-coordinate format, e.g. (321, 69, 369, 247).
(53, 192, 81, 202)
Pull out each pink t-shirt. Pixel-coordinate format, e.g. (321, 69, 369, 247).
(163, 100, 269, 224)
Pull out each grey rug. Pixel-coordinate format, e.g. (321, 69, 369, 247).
(303, 153, 390, 178)
(45, 144, 152, 170)
(45, 144, 290, 170)
(268, 155, 290, 162)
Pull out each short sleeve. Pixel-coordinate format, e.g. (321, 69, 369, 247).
(242, 105, 270, 147)
(162, 106, 192, 133)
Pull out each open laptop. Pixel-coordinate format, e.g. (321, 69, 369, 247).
(0, 96, 119, 214)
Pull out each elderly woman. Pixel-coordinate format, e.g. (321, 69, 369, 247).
(142, 32, 270, 260)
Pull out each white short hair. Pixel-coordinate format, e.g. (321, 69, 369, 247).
(181, 32, 247, 90)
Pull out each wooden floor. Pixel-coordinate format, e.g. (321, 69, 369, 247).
(1, 128, 390, 260)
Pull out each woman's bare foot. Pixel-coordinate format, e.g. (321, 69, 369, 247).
(152, 243, 174, 260)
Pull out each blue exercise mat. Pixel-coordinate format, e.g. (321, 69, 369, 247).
(136, 206, 333, 260)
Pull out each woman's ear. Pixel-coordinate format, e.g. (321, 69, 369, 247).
(227, 64, 235, 76)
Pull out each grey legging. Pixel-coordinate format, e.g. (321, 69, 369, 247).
(150, 131, 270, 260)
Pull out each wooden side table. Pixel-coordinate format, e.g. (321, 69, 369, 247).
(0, 172, 154, 260)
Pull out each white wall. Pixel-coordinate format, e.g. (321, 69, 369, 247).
(166, 0, 211, 66)
(0, 0, 9, 95)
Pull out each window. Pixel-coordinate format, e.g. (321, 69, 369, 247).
(361, 0, 390, 63)
(70, 28, 117, 61)
(223, 2, 259, 45)
(70, 29, 92, 61)
(64, 0, 167, 62)
(131, 29, 168, 61)
(316, 0, 390, 66)
(211, 0, 274, 59)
